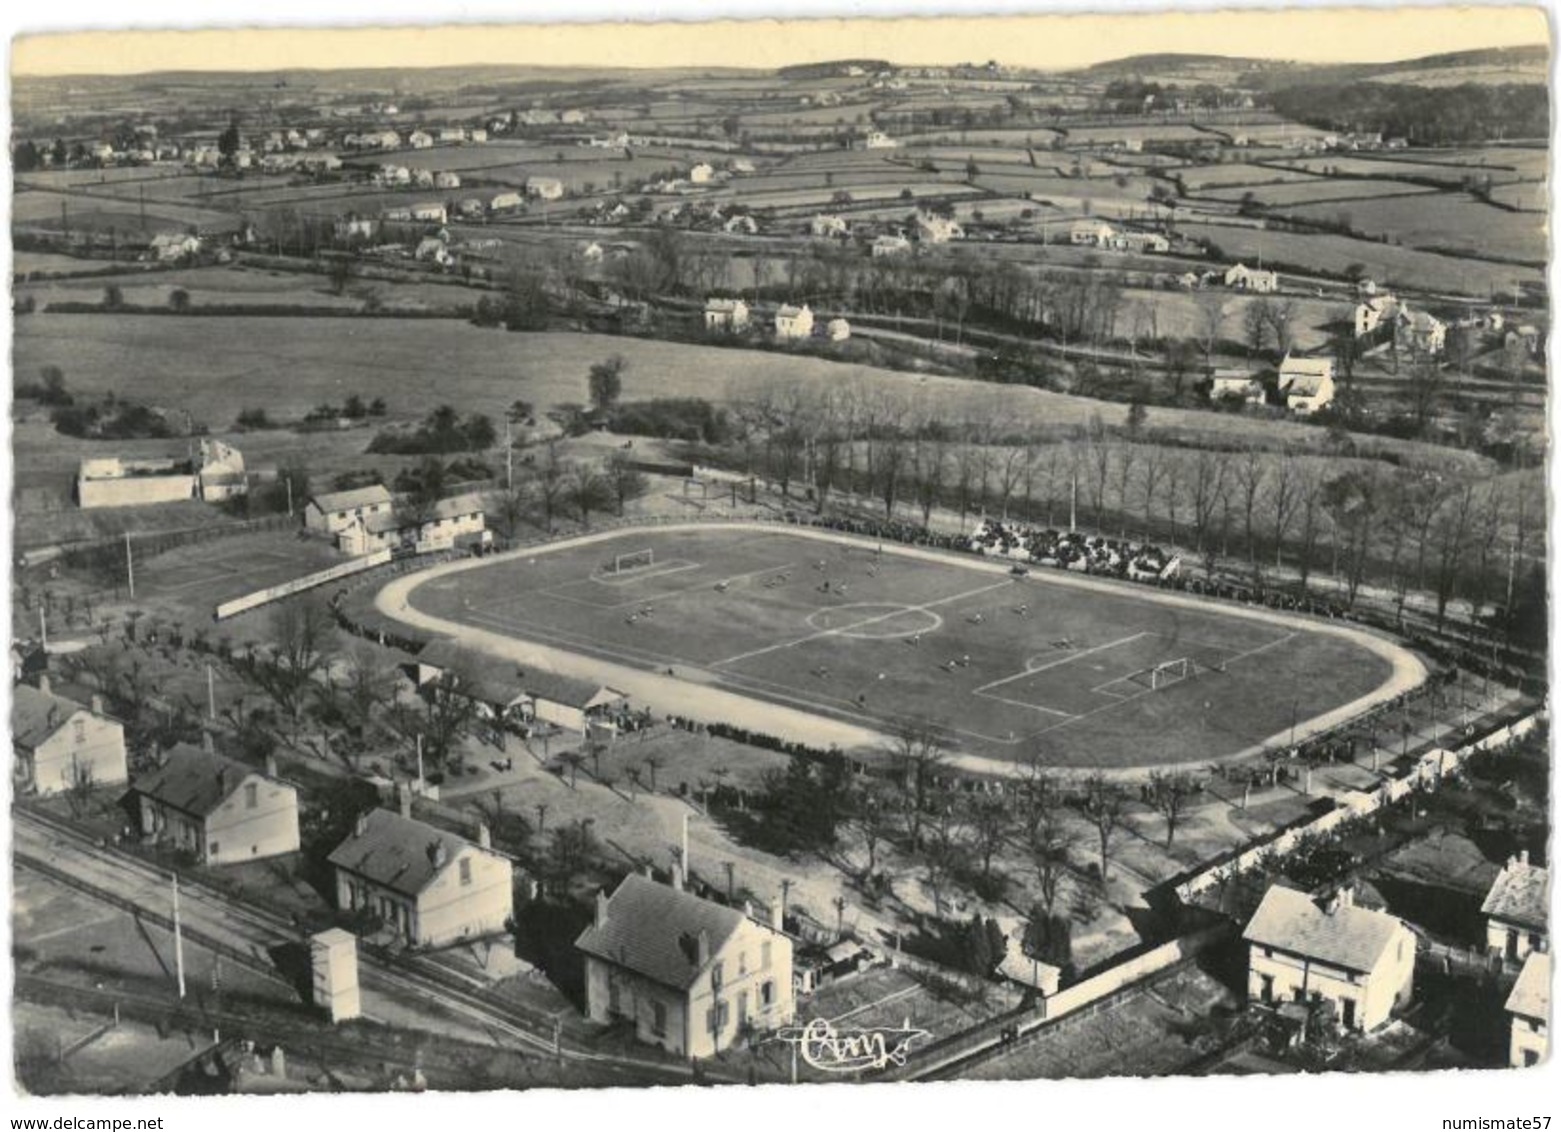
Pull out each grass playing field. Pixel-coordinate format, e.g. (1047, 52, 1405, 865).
(401, 526, 1406, 769)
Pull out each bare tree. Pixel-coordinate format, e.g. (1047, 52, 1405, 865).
(1147, 771, 1198, 848)
(1079, 774, 1126, 883)
(1233, 447, 1267, 567)
(1195, 292, 1228, 368)
(253, 594, 338, 740)
(965, 795, 1012, 883)
(566, 462, 610, 529)
(890, 716, 948, 850)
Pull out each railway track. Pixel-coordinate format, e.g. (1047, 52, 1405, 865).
(13, 806, 704, 1084)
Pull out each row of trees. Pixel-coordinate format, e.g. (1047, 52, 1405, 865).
(737, 715, 1206, 973)
(714, 381, 1540, 630)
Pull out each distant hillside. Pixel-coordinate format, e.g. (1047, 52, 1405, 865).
(1080, 45, 1548, 89)
(1251, 44, 1549, 89)
(776, 59, 891, 80)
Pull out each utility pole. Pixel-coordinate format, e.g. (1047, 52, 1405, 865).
(172, 874, 187, 1000)
(505, 416, 514, 493)
(125, 532, 135, 599)
(681, 811, 690, 880)
(206, 662, 216, 720)
(285, 475, 294, 518)
(39, 606, 47, 650)
(1069, 473, 1078, 534)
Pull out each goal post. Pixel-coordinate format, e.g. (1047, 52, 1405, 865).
(607, 548, 655, 575)
(1149, 657, 1194, 691)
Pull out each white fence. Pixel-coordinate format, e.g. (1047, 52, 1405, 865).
(215, 549, 392, 620)
(1175, 710, 1546, 903)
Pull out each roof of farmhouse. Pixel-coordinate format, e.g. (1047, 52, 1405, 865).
(310, 485, 394, 513)
(1481, 856, 1549, 931)
(575, 873, 748, 991)
(1244, 885, 1405, 974)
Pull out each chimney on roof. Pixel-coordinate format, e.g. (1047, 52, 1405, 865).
(398, 782, 413, 819)
(430, 841, 449, 869)
(90, 693, 104, 714)
(743, 899, 754, 921)
(37, 673, 50, 696)
(1519, 850, 1530, 866)
(354, 812, 369, 838)
(595, 888, 610, 929)
(264, 753, 279, 780)
(201, 730, 214, 754)
(671, 863, 684, 892)
(476, 821, 491, 850)
(696, 929, 710, 968)
(772, 888, 785, 932)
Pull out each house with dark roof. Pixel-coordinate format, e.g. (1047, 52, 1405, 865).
(1505, 950, 1549, 1068)
(130, 742, 299, 864)
(1482, 852, 1548, 963)
(1244, 884, 1416, 1032)
(328, 806, 513, 948)
(575, 873, 794, 1057)
(11, 676, 127, 796)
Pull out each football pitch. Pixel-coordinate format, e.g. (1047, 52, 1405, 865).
(398, 525, 1413, 769)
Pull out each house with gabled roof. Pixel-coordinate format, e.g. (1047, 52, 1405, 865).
(1482, 851, 1548, 963)
(304, 484, 394, 536)
(704, 297, 750, 332)
(335, 492, 487, 556)
(130, 741, 299, 864)
(1225, 262, 1279, 293)
(774, 303, 814, 341)
(1244, 884, 1416, 1032)
(575, 873, 794, 1057)
(1505, 950, 1549, 1068)
(11, 677, 127, 797)
(329, 804, 513, 948)
(1278, 353, 1336, 415)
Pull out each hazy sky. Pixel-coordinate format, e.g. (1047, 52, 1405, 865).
(10, 4, 1551, 77)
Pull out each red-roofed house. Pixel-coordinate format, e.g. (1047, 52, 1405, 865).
(575, 873, 794, 1057)
(1244, 884, 1416, 1032)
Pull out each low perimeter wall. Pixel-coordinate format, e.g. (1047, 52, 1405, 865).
(1175, 710, 1546, 903)
(215, 549, 392, 620)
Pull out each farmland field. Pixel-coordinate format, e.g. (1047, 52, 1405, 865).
(1278, 192, 1547, 264)
(15, 315, 1460, 460)
(388, 524, 1411, 767)
(1176, 220, 1545, 294)
(1202, 179, 1439, 207)
(1176, 163, 1322, 190)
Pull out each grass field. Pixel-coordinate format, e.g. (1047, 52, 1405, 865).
(400, 526, 1401, 768)
(1203, 179, 1440, 207)
(1279, 192, 1547, 264)
(1177, 220, 1545, 294)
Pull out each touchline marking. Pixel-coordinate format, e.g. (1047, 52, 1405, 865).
(970, 689, 1077, 719)
(710, 578, 1014, 667)
(541, 560, 798, 611)
(974, 632, 1150, 694)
